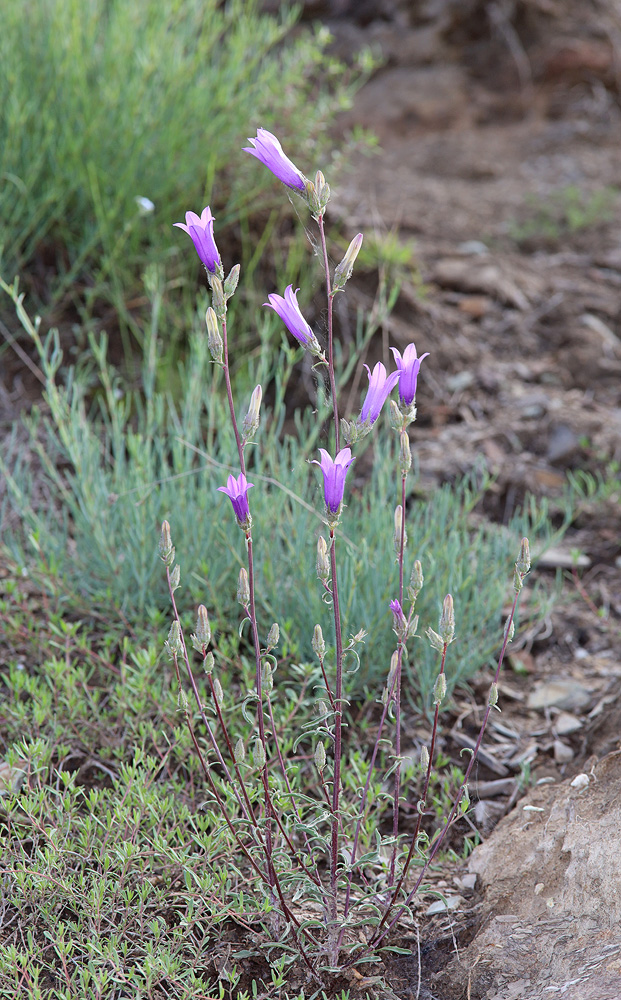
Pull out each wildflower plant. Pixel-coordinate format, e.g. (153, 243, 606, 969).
(161, 130, 532, 977)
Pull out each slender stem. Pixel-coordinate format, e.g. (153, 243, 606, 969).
(360, 587, 524, 959)
(170, 651, 264, 882)
(265, 693, 323, 887)
(167, 570, 255, 828)
(221, 315, 244, 472)
(328, 527, 344, 960)
(207, 672, 256, 824)
(381, 643, 448, 926)
(341, 653, 401, 932)
(317, 213, 339, 452)
(388, 473, 408, 885)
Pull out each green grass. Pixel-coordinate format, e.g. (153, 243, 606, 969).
(0, 0, 371, 353)
(508, 184, 618, 247)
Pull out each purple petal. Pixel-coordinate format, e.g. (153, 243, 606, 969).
(243, 129, 306, 192)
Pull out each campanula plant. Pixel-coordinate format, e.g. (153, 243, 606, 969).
(162, 128, 532, 980)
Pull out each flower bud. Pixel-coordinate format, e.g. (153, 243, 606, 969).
(312, 624, 325, 659)
(253, 739, 266, 769)
(237, 568, 250, 606)
(516, 537, 531, 577)
(234, 738, 246, 764)
(393, 505, 406, 556)
(340, 417, 358, 447)
(261, 661, 273, 695)
(386, 650, 399, 694)
(433, 672, 446, 705)
(504, 617, 515, 643)
(165, 620, 183, 659)
(266, 623, 279, 649)
(390, 599, 407, 640)
(439, 594, 455, 644)
(212, 677, 223, 706)
(333, 233, 363, 292)
(399, 430, 412, 476)
(159, 520, 174, 566)
(410, 560, 424, 595)
(169, 563, 181, 592)
(315, 699, 329, 719)
(209, 274, 225, 318)
(314, 742, 326, 772)
(426, 627, 444, 652)
(242, 384, 262, 442)
(224, 263, 240, 300)
(388, 400, 403, 432)
(420, 745, 430, 770)
(488, 682, 498, 708)
(205, 307, 223, 363)
(191, 604, 211, 651)
(316, 536, 330, 584)
(203, 651, 214, 675)
(306, 170, 330, 216)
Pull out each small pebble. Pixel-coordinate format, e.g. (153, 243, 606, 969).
(553, 739, 574, 763)
(570, 773, 590, 791)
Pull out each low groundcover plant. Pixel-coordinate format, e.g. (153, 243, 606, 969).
(163, 130, 532, 980)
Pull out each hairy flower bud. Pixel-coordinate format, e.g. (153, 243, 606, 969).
(333, 233, 363, 292)
(169, 563, 181, 592)
(388, 399, 403, 432)
(439, 594, 455, 644)
(316, 535, 330, 584)
(242, 384, 262, 442)
(191, 604, 211, 651)
(488, 682, 499, 708)
(420, 745, 430, 770)
(410, 560, 424, 594)
(306, 170, 330, 216)
(205, 307, 223, 363)
(237, 568, 250, 607)
(504, 616, 515, 643)
(386, 650, 399, 695)
(393, 505, 407, 556)
(390, 599, 408, 641)
(516, 537, 531, 576)
(266, 623, 279, 649)
(159, 520, 174, 566)
(224, 263, 240, 300)
(212, 677, 224, 706)
(234, 738, 246, 764)
(314, 742, 326, 772)
(261, 662, 273, 695)
(426, 627, 444, 652)
(399, 430, 412, 476)
(312, 624, 325, 659)
(253, 739, 266, 769)
(433, 672, 447, 705)
(165, 619, 183, 659)
(209, 274, 225, 318)
(203, 651, 214, 675)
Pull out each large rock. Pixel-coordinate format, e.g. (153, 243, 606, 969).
(433, 751, 621, 999)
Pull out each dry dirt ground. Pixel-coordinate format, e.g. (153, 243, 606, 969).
(319, 1, 621, 997)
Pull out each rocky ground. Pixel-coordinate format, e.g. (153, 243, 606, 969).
(319, 1, 621, 997)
